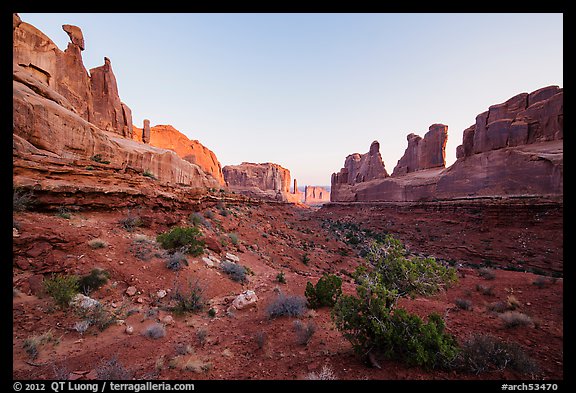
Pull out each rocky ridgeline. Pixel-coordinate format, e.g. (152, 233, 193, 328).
(331, 86, 563, 202)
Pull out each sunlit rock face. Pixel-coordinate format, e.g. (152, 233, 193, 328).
(132, 124, 225, 185)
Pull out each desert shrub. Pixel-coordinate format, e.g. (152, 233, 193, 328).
(220, 260, 247, 283)
(88, 238, 108, 249)
(119, 215, 143, 231)
(23, 330, 60, 359)
(331, 235, 459, 369)
(143, 323, 166, 339)
(143, 169, 156, 179)
(57, 206, 71, 219)
(276, 271, 286, 284)
(208, 308, 217, 317)
(356, 237, 457, 299)
(78, 303, 117, 332)
(130, 237, 157, 261)
(228, 232, 239, 245)
(166, 251, 188, 271)
(91, 154, 110, 164)
(487, 295, 520, 313)
(267, 294, 307, 319)
(499, 311, 534, 328)
(475, 284, 495, 296)
(196, 328, 208, 346)
(74, 320, 91, 335)
(188, 212, 207, 227)
(486, 301, 509, 313)
(13, 188, 34, 211)
(305, 273, 342, 309)
(254, 331, 267, 349)
(169, 280, 206, 315)
(478, 267, 496, 280)
(78, 268, 110, 294)
(455, 298, 473, 310)
(204, 210, 214, 220)
(301, 253, 310, 265)
(532, 275, 548, 288)
(157, 226, 204, 256)
(96, 356, 132, 380)
(457, 334, 538, 375)
(506, 295, 521, 310)
(44, 274, 80, 308)
(293, 320, 316, 346)
(305, 365, 337, 380)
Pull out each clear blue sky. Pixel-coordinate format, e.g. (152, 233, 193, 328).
(18, 13, 563, 186)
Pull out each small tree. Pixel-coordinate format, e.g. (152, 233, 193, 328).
(44, 274, 80, 308)
(331, 235, 459, 369)
(305, 274, 342, 309)
(156, 226, 204, 256)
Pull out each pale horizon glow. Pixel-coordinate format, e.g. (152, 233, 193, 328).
(18, 13, 563, 186)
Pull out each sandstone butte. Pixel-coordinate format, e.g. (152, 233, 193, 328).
(304, 186, 331, 205)
(331, 86, 563, 202)
(13, 14, 221, 195)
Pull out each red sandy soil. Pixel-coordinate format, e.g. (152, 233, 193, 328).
(12, 201, 563, 381)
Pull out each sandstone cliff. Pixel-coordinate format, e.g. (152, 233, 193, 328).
(132, 124, 225, 185)
(331, 86, 563, 202)
(13, 14, 219, 193)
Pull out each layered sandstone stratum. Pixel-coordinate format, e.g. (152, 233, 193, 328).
(331, 86, 563, 202)
(13, 14, 221, 200)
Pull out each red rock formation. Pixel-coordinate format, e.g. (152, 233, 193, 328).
(13, 15, 94, 122)
(392, 124, 448, 176)
(13, 14, 219, 190)
(89, 57, 131, 134)
(132, 124, 225, 185)
(223, 162, 298, 202)
(13, 14, 133, 137)
(304, 186, 331, 205)
(458, 85, 563, 157)
(223, 162, 290, 192)
(331, 141, 388, 201)
(142, 119, 151, 144)
(331, 87, 563, 202)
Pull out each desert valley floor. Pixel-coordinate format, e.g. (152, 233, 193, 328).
(12, 196, 563, 380)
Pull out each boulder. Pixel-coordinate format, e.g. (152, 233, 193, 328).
(232, 290, 258, 310)
(70, 293, 100, 309)
(125, 286, 137, 296)
(225, 252, 240, 263)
